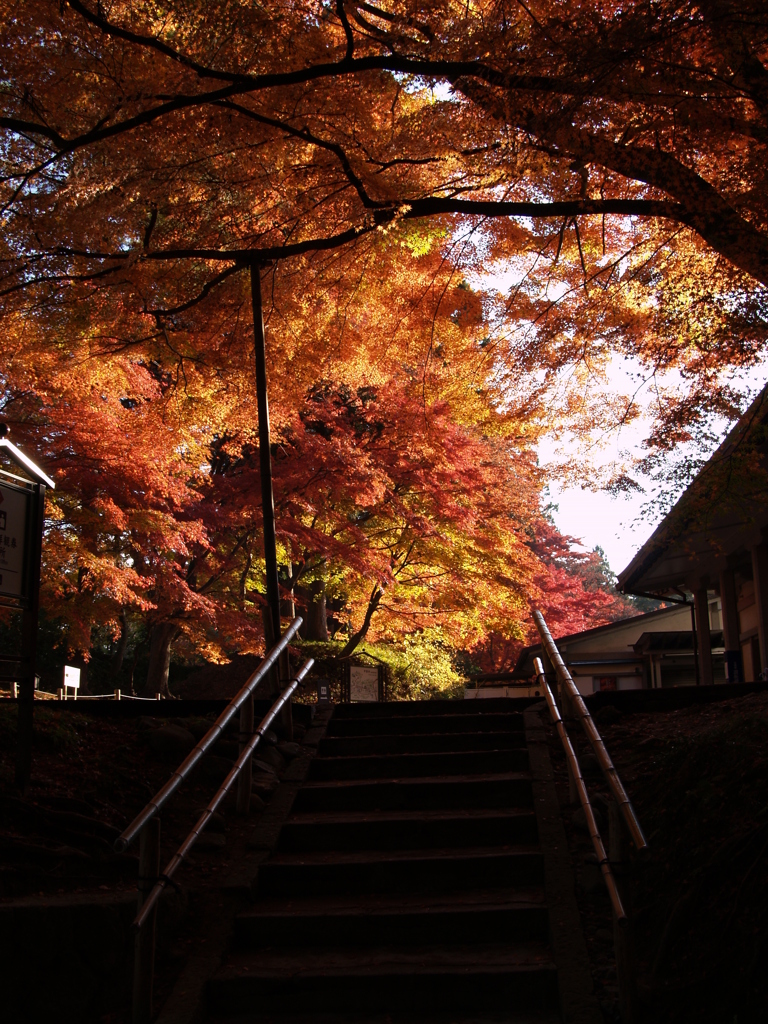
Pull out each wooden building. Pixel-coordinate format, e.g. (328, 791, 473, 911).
(506, 603, 724, 697)
(617, 384, 768, 684)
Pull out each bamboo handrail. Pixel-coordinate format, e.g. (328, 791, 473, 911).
(133, 658, 314, 932)
(533, 609, 648, 853)
(533, 657, 627, 922)
(115, 615, 304, 854)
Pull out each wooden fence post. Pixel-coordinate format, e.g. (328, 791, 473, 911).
(133, 817, 161, 1024)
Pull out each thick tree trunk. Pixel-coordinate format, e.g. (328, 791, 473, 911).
(305, 579, 329, 641)
(339, 585, 383, 658)
(143, 622, 177, 698)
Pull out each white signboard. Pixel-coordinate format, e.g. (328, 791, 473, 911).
(0, 483, 28, 600)
(350, 665, 379, 702)
(64, 666, 81, 692)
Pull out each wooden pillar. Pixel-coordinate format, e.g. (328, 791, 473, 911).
(752, 543, 768, 679)
(250, 264, 281, 646)
(719, 567, 742, 683)
(689, 601, 700, 685)
(693, 586, 714, 686)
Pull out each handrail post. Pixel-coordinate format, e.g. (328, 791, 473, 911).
(609, 796, 625, 864)
(278, 645, 293, 740)
(236, 693, 254, 815)
(533, 609, 649, 853)
(133, 816, 161, 1024)
(534, 645, 641, 1023)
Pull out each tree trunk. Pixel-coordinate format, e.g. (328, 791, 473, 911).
(305, 579, 329, 641)
(339, 585, 383, 658)
(143, 622, 177, 698)
(112, 608, 129, 675)
(280, 563, 296, 619)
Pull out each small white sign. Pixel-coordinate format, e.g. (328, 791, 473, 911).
(64, 666, 81, 691)
(350, 665, 379, 702)
(0, 483, 28, 600)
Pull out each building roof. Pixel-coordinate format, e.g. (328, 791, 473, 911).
(633, 630, 724, 653)
(513, 604, 690, 677)
(617, 383, 768, 597)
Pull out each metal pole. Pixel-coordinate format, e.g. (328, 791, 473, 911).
(133, 816, 161, 1024)
(15, 481, 45, 791)
(250, 264, 281, 645)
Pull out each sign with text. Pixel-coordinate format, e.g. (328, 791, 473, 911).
(350, 665, 380, 702)
(0, 482, 28, 600)
(64, 666, 81, 691)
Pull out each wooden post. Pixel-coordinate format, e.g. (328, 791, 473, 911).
(57, 688, 63, 701)
(752, 541, 768, 678)
(690, 601, 701, 685)
(133, 817, 161, 1024)
(278, 645, 294, 741)
(250, 264, 281, 645)
(114, 689, 121, 701)
(236, 693, 254, 815)
(720, 566, 743, 682)
(693, 585, 714, 686)
(609, 796, 626, 865)
(15, 481, 45, 791)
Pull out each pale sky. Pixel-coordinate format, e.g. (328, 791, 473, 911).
(543, 479, 656, 577)
(539, 364, 768, 578)
(474, 239, 768, 580)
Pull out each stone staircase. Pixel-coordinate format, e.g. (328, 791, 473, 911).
(205, 699, 596, 1023)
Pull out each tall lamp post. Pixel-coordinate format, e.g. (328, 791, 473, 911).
(250, 266, 282, 645)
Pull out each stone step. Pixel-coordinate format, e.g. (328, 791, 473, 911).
(326, 713, 524, 737)
(278, 807, 539, 852)
(209, 1012, 560, 1024)
(331, 698, 527, 718)
(293, 772, 533, 813)
(234, 889, 549, 947)
(308, 748, 530, 781)
(256, 845, 544, 896)
(318, 730, 527, 757)
(207, 943, 559, 1016)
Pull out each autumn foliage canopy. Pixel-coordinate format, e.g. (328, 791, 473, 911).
(1, 1, 765, 688)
